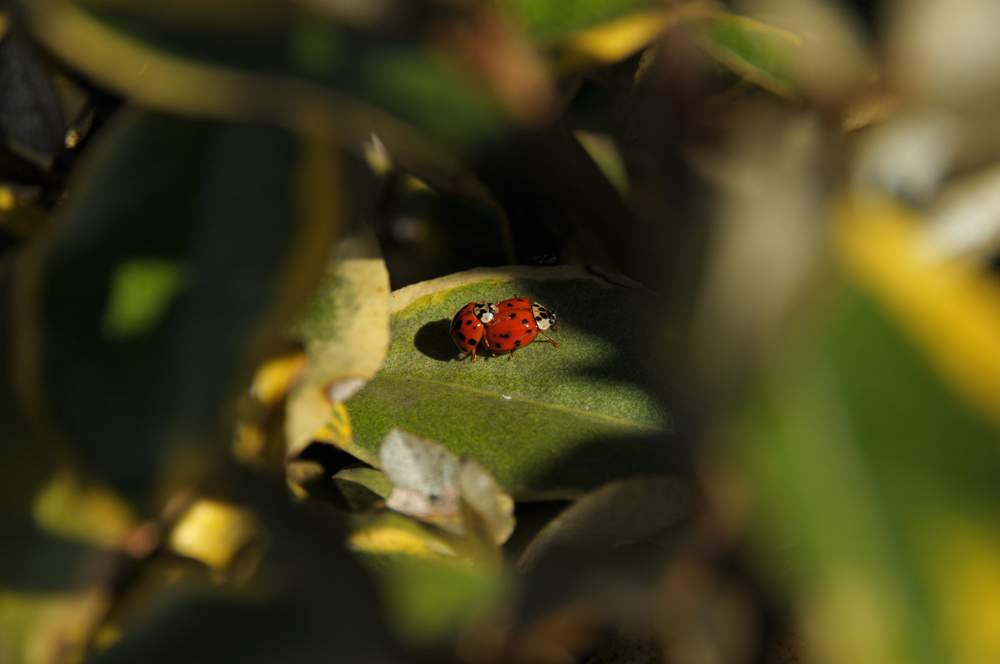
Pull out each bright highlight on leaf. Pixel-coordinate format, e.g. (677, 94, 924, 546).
(699, 14, 801, 98)
(32, 472, 136, 549)
(102, 258, 185, 340)
(168, 499, 257, 570)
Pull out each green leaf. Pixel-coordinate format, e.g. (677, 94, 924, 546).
(730, 280, 1000, 664)
(101, 259, 185, 340)
(13, 108, 345, 505)
(517, 476, 687, 572)
(349, 510, 509, 647)
(698, 14, 801, 99)
(20, 0, 509, 153)
(375, 554, 508, 647)
(497, 0, 659, 39)
(345, 266, 675, 498)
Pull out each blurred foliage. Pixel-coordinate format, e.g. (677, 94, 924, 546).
(5, 0, 1000, 663)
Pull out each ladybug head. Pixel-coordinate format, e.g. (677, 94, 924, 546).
(531, 302, 558, 331)
(473, 302, 497, 324)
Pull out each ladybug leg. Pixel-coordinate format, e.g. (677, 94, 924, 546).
(507, 348, 518, 361)
(539, 331, 559, 347)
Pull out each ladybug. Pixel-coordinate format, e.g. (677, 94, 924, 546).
(483, 300, 559, 360)
(496, 297, 532, 311)
(450, 301, 498, 361)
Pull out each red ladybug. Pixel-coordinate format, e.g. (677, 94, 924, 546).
(450, 301, 498, 361)
(483, 301, 559, 360)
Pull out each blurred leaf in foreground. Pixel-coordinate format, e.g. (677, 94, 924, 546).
(349, 509, 510, 650)
(13, 108, 345, 506)
(286, 256, 390, 459)
(88, 478, 399, 664)
(720, 196, 1000, 664)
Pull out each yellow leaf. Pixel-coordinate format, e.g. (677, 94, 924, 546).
(251, 351, 306, 405)
(33, 472, 136, 549)
(167, 499, 257, 569)
(834, 195, 1000, 428)
(921, 519, 1000, 664)
(349, 524, 456, 559)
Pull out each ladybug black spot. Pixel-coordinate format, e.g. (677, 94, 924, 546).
(522, 318, 529, 325)
(495, 342, 504, 348)
(453, 320, 461, 329)
(508, 313, 517, 319)
(467, 338, 476, 346)
(514, 339, 522, 347)
(534, 316, 542, 322)
(456, 331, 466, 342)
(505, 303, 513, 307)
(500, 333, 511, 339)
(465, 319, 473, 325)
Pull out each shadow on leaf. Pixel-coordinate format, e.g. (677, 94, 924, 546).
(414, 318, 461, 362)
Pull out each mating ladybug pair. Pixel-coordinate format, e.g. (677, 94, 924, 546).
(450, 297, 559, 361)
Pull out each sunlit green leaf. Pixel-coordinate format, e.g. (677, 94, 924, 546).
(498, 0, 658, 39)
(345, 266, 675, 498)
(698, 14, 801, 98)
(101, 259, 185, 340)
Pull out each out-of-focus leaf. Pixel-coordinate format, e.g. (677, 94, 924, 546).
(350, 509, 509, 648)
(333, 466, 392, 511)
(924, 162, 1000, 262)
(0, 585, 113, 664)
(458, 459, 516, 547)
(345, 266, 675, 498)
(573, 131, 628, 195)
(0, 30, 64, 169)
(286, 258, 389, 458)
(517, 476, 687, 573)
(836, 196, 1000, 424)
(374, 554, 509, 648)
(361, 52, 507, 149)
(250, 351, 306, 406)
(32, 472, 136, 549)
(348, 509, 458, 559)
(741, 0, 872, 106)
(498, 0, 660, 40)
(167, 499, 258, 570)
(101, 258, 186, 340)
(0, 268, 99, 592)
(886, 0, 1000, 106)
(556, 10, 671, 67)
(849, 107, 960, 205)
(20, 0, 511, 154)
(86, 479, 401, 664)
(721, 196, 1000, 664)
(698, 14, 801, 99)
(12, 108, 345, 506)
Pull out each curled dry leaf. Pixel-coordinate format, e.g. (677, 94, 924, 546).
(285, 258, 391, 458)
(379, 428, 516, 544)
(381, 428, 462, 524)
(458, 460, 516, 547)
